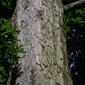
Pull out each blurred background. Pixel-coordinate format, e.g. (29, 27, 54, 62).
(62, 0, 85, 85)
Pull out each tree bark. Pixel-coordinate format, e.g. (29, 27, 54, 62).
(11, 0, 73, 85)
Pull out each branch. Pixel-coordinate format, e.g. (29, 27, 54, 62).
(64, 0, 85, 11)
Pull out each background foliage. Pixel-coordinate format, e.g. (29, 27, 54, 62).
(0, 0, 16, 19)
(0, 0, 24, 84)
(63, 0, 85, 85)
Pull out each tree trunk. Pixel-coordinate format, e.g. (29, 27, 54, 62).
(11, 0, 73, 85)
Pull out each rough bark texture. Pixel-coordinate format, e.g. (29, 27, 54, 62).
(11, 0, 73, 85)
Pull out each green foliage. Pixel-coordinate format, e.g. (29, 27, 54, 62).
(1, 0, 13, 9)
(64, 8, 85, 34)
(64, 8, 85, 85)
(0, 18, 24, 84)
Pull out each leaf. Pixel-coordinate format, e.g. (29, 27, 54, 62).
(75, 17, 81, 23)
(1, 1, 7, 7)
(71, 18, 76, 23)
(0, 66, 4, 71)
(2, 70, 8, 77)
(64, 24, 71, 32)
(75, 9, 83, 15)
(0, 75, 4, 83)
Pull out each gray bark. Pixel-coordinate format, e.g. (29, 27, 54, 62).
(10, 0, 73, 85)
